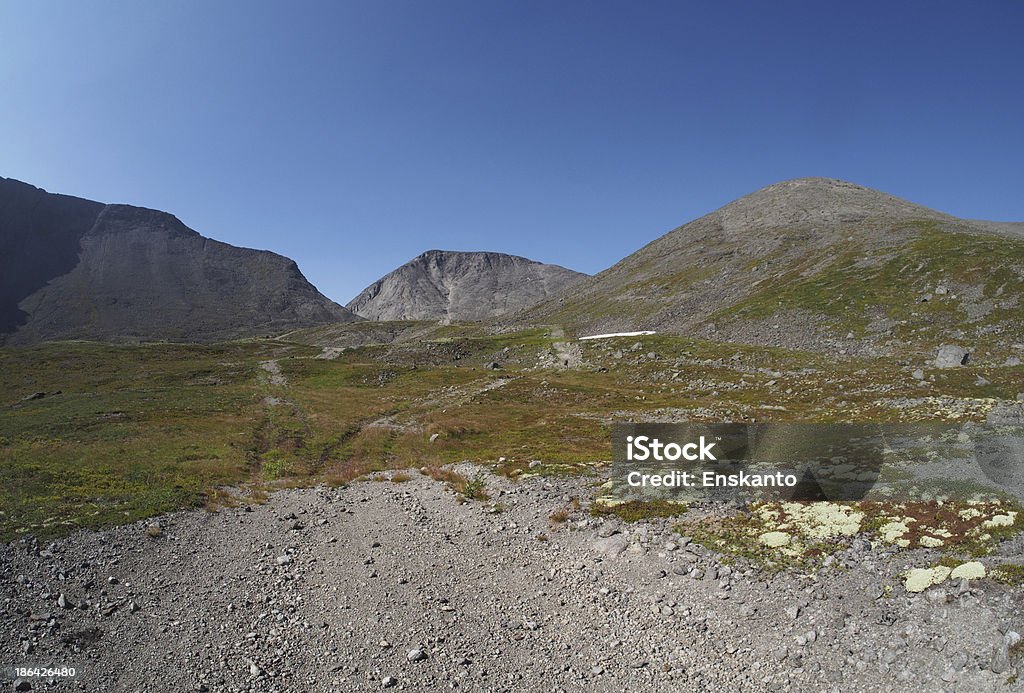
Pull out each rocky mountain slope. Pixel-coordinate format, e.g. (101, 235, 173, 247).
(347, 250, 586, 322)
(513, 178, 1024, 360)
(1, 177, 358, 343)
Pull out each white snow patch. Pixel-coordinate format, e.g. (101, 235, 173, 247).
(578, 331, 657, 341)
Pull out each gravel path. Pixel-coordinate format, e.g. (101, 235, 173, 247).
(2, 470, 1023, 692)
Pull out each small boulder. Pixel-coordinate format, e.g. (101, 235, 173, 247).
(934, 344, 970, 368)
(593, 534, 629, 557)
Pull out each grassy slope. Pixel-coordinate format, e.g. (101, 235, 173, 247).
(524, 221, 1024, 361)
(716, 224, 1024, 353)
(3, 329, 1021, 541)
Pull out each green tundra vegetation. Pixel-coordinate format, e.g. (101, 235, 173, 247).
(1, 328, 1022, 542)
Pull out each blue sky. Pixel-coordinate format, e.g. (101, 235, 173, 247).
(2, 1, 1023, 303)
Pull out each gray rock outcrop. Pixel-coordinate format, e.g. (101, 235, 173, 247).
(347, 250, 585, 322)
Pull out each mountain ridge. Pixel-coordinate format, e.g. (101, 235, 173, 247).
(0, 177, 358, 344)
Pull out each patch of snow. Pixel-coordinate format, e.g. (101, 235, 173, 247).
(578, 331, 656, 341)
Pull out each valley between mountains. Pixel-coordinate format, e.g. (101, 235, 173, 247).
(2, 176, 1024, 691)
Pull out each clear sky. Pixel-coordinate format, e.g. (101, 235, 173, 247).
(2, 1, 1023, 303)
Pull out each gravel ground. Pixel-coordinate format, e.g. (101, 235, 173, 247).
(3, 470, 1024, 692)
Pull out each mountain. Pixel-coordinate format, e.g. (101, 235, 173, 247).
(0, 177, 358, 343)
(513, 178, 1024, 360)
(347, 250, 586, 322)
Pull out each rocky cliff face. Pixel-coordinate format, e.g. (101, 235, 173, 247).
(347, 250, 586, 322)
(0, 177, 357, 343)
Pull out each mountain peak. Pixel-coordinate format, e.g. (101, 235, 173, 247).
(710, 178, 949, 232)
(348, 250, 586, 322)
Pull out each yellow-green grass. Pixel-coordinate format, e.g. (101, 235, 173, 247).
(2, 329, 1022, 541)
(716, 224, 1024, 356)
(0, 341, 299, 539)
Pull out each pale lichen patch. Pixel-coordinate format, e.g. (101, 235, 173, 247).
(879, 518, 913, 547)
(904, 566, 951, 593)
(950, 561, 986, 580)
(757, 502, 864, 540)
(759, 531, 791, 548)
(983, 512, 1017, 529)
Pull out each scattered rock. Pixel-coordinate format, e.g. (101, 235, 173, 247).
(987, 402, 1024, 426)
(990, 644, 1011, 674)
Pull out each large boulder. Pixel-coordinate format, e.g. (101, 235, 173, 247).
(934, 344, 971, 368)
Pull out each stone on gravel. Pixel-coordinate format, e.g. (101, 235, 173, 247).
(990, 644, 1011, 674)
(407, 648, 427, 662)
(593, 535, 628, 557)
